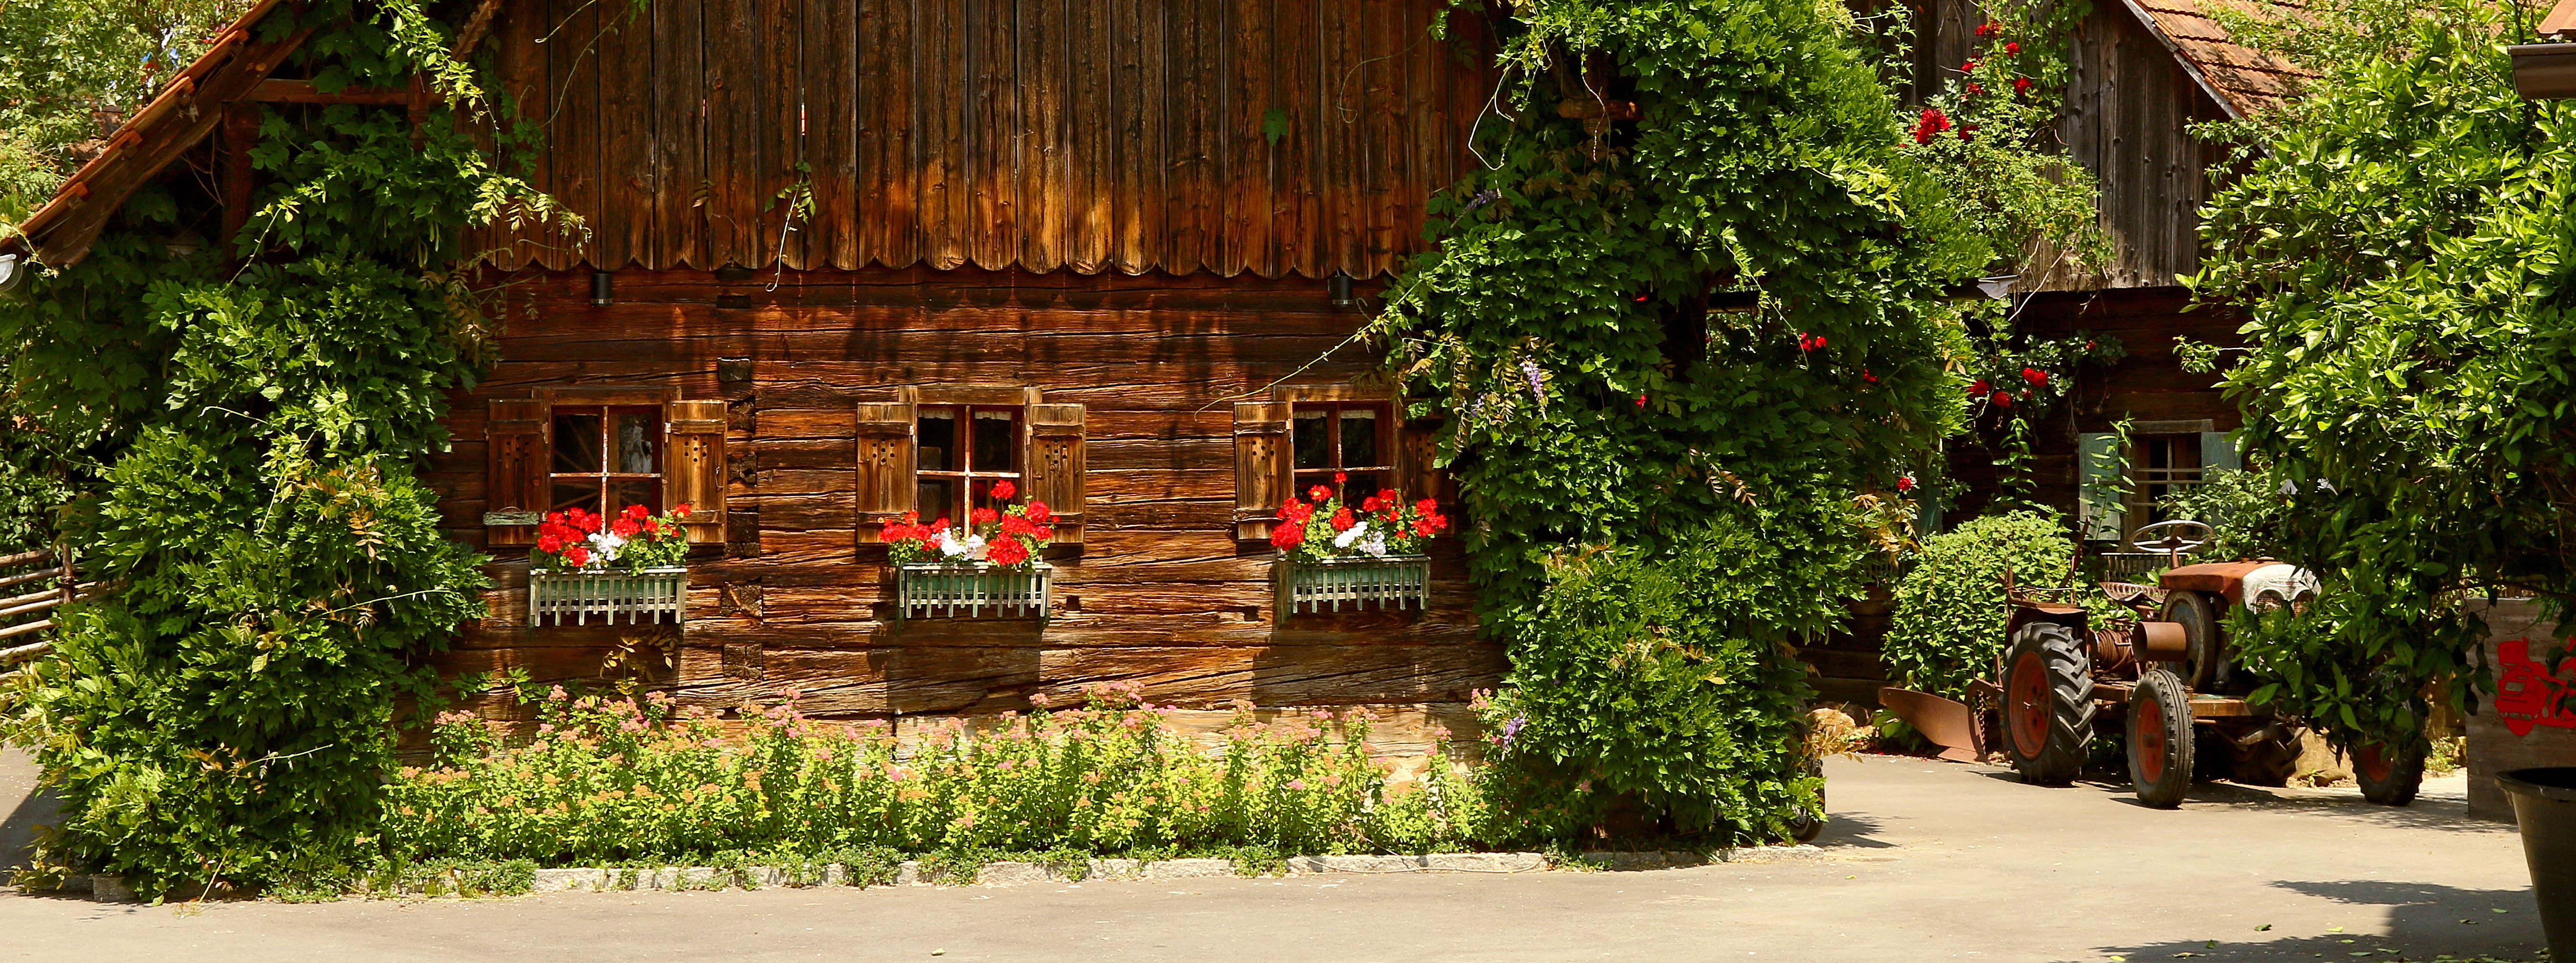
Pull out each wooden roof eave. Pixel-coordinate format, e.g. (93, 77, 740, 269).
(3, 0, 310, 268)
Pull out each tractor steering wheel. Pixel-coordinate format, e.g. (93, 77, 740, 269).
(2131, 519, 2212, 556)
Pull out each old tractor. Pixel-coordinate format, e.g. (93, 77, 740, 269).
(1996, 520, 2427, 808)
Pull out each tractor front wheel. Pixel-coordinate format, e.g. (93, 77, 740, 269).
(2003, 621, 2094, 786)
(2355, 739, 2426, 806)
(2128, 668, 2195, 808)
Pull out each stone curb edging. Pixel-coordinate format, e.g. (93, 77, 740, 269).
(79, 845, 1832, 901)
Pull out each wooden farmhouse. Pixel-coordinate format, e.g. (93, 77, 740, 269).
(3, 0, 2307, 724)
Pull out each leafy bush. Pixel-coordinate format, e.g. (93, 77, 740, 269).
(1470, 509, 1847, 844)
(385, 684, 1487, 864)
(2158, 464, 2295, 561)
(1883, 511, 2084, 701)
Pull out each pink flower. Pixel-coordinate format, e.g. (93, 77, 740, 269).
(1288, 779, 1308, 790)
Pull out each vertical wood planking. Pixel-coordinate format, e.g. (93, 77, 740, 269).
(596, 0, 656, 270)
(760, 0, 804, 268)
(1017, 0, 1066, 271)
(966, 0, 1019, 269)
(1220, 0, 1269, 278)
(1106, 0, 1163, 273)
(1161, 0, 1216, 274)
(1319, 0, 1360, 274)
(918, 0, 969, 269)
(1270, 0, 1317, 279)
(650, 0, 706, 269)
(859, 0, 920, 268)
(1062, 0, 1111, 272)
(546, 0, 601, 270)
(488, 0, 551, 270)
(702, 0, 759, 267)
(809, 0, 860, 268)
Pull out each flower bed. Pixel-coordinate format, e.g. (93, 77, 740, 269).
(1268, 478, 1446, 620)
(528, 504, 695, 626)
(388, 683, 1493, 865)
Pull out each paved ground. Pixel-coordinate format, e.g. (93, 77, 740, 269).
(0, 755, 2543, 962)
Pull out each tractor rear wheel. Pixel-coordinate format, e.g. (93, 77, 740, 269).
(2226, 724, 2305, 787)
(2355, 739, 2426, 806)
(2002, 621, 2094, 786)
(2128, 668, 2195, 808)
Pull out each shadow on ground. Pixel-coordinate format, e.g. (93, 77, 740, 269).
(1809, 813, 1897, 849)
(1964, 765, 2510, 835)
(2080, 879, 2546, 962)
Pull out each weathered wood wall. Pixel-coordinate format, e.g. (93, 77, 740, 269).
(431, 267, 1501, 718)
(466, 0, 1494, 279)
(1943, 289, 2245, 525)
(2053, 3, 2235, 289)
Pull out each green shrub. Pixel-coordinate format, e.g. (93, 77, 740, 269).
(1883, 511, 2083, 701)
(2160, 465, 2296, 561)
(386, 684, 1484, 864)
(1470, 509, 1847, 845)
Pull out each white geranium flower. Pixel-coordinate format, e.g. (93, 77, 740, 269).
(1333, 520, 1369, 551)
(588, 531, 625, 563)
(936, 531, 969, 557)
(963, 534, 988, 561)
(1359, 531, 1388, 558)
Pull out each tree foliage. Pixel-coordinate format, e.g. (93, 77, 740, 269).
(1882, 510, 2086, 701)
(2189, 0, 2576, 748)
(0, 0, 249, 225)
(0, 0, 554, 895)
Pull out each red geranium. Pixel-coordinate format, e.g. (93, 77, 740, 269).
(1024, 500, 1054, 524)
(1271, 522, 1307, 549)
(991, 479, 1017, 501)
(1330, 508, 1356, 533)
(971, 507, 1000, 525)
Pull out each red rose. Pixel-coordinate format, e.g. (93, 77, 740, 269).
(1969, 378, 1991, 395)
(2022, 366, 2048, 386)
(1967, 82, 1984, 96)
(1636, 393, 1648, 409)
(1976, 20, 1995, 36)
(1964, 60, 1977, 72)
(2014, 77, 2033, 94)
(1992, 391, 2013, 408)
(1330, 508, 1355, 533)
(1863, 368, 1877, 383)
(1897, 475, 1917, 492)
(1271, 524, 1306, 549)
(991, 479, 1017, 501)
(2005, 42, 2020, 55)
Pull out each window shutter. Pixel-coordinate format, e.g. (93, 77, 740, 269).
(2078, 432, 2126, 542)
(483, 398, 549, 546)
(854, 401, 918, 544)
(1398, 416, 1445, 508)
(1025, 403, 1087, 546)
(2200, 431, 2240, 473)
(664, 399, 729, 543)
(1233, 401, 1291, 541)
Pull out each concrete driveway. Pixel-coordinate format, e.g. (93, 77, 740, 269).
(0, 755, 2542, 962)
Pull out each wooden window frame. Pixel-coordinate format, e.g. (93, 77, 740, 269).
(547, 403, 666, 517)
(913, 403, 1025, 525)
(1287, 401, 1395, 502)
(857, 384, 1088, 548)
(485, 386, 728, 548)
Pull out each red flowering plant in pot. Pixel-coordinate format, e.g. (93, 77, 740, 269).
(881, 480, 1055, 570)
(1270, 473, 1450, 563)
(533, 504, 693, 571)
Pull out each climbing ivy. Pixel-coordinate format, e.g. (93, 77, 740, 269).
(0, 0, 558, 896)
(1385, 0, 2016, 840)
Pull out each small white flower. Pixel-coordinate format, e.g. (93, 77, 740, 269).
(936, 531, 968, 557)
(588, 531, 625, 563)
(1333, 520, 1369, 550)
(1359, 532, 1388, 558)
(963, 534, 988, 561)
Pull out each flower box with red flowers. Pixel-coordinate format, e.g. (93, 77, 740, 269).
(879, 480, 1057, 620)
(1267, 480, 1448, 623)
(527, 504, 695, 627)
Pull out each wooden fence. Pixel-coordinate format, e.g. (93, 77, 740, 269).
(0, 548, 80, 671)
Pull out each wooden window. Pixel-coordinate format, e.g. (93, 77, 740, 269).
(484, 393, 727, 547)
(914, 404, 1021, 524)
(855, 388, 1086, 547)
(551, 405, 664, 517)
(1236, 389, 1443, 543)
(1289, 402, 1393, 504)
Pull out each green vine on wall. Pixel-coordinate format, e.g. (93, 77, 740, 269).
(0, 0, 560, 897)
